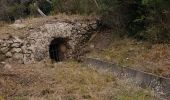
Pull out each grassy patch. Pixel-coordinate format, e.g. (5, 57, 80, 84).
(0, 60, 156, 99)
(88, 36, 170, 77)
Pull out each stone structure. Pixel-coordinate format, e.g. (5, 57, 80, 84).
(0, 17, 98, 64)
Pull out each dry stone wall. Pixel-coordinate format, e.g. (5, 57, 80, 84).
(0, 19, 97, 64)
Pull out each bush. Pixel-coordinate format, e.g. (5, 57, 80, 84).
(99, 0, 170, 43)
(133, 0, 170, 43)
(143, 26, 170, 43)
(0, 0, 32, 22)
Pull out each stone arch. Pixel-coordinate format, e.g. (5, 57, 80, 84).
(49, 37, 70, 62)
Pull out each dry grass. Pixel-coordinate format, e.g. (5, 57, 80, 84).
(88, 35, 170, 77)
(0, 60, 156, 100)
(0, 14, 97, 39)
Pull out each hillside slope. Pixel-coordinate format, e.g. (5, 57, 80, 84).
(87, 31, 170, 78)
(0, 60, 157, 100)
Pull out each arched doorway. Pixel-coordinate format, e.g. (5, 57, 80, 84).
(49, 38, 69, 62)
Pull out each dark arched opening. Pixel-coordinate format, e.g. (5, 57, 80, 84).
(49, 38, 69, 62)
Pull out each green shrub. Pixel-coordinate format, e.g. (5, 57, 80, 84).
(29, 4, 37, 16)
(99, 0, 170, 43)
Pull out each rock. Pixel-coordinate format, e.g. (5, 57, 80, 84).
(0, 62, 5, 68)
(11, 42, 21, 48)
(0, 42, 10, 47)
(10, 23, 26, 29)
(13, 53, 23, 60)
(90, 23, 97, 29)
(11, 48, 22, 53)
(89, 44, 95, 49)
(34, 49, 46, 61)
(6, 40, 13, 44)
(0, 47, 9, 54)
(6, 52, 12, 57)
(14, 19, 23, 24)
(81, 24, 87, 27)
(0, 54, 7, 62)
(4, 63, 12, 70)
(12, 36, 23, 43)
(0, 62, 12, 71)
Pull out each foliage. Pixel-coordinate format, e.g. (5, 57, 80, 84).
(0, 0, 32, 22)
(140, 0, 170, 43)
(99, 0, 170, 43)
(0, 0, 169, 42)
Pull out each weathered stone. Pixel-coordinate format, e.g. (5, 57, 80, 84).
(11, 48, 22, 53)
(0, 62, 5, 69)
(0, 62, 12, 71)
(26, 43, 31, 47)
(34, 49, 46, 61)
(11, 42, 21, 48)
(12, 36, 23, 43)
(6, 40, 13, 44)
(81, 24, 87, 27)
(0, 42, 10, 47)
(0, 54, 7, 62)
(4, 63, 12, 70)
(10, 23, 26, 29)
(90, 24, 97, 30)
(6, 52, 13, 57)
(0, 47, 10, 54)
(13, 53, 23, 59)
